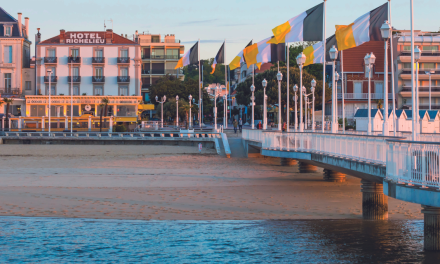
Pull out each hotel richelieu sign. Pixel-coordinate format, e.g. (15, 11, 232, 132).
(65, 32, 106, 44)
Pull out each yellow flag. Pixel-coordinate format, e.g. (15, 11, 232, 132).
(269, 21, 290, 44)
(335, 24, 356, 51)
(243, 43, 259, 66)
(229, 56, 241, 71)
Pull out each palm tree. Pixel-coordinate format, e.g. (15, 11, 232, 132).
(98, 103, 104, 132)
(100, 97, 110, 131)
(2, 98, 13, 129)
(376, 99, 383, 109)
(178, 99, 197, 129)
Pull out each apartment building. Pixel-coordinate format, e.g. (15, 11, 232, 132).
(33, 29, 141, 121)
(396, 31, 440, 109)
(137, 32, 184, 103)
(0, 7, 32, 115)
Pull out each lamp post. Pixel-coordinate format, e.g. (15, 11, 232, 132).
(426, 70, 435, 110)
(250, 84, 255, 129)
(381, 20, 392, 136)
(414, 45, 421, 136)
(176, 95, 179, 128)
(214, 86, 218, 130)
(335, 71, 340, 128)
(329, 45, 338, 133)
(293, 85, 298, 131)
(223, 94, 227, 128)
(364, 52, 376, 135)
(155, 95, 166, 128)
(188, 94, 193, 129)
(296, 52, 306, 132)
(276, 71, 283, 131)
(311, 79, 316, 132)
(262, 79, 267, 130)
(304, 90, 308, 130)
(47, 69, 52, 134)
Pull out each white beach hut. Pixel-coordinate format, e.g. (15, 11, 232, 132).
(354, 109, 383, 132)
(380, 109, 395, 132)
(425, 110, 440, 133)
(395, 110, 410, 132)
(418, 110, 430, 134)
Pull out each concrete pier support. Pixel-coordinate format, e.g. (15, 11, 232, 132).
(280, 158, 298, 166)
(361, 180, 388, 220)
(298, 162, 318, 173)
(323, 169, 346, 182)
(422, 205, 440, 251)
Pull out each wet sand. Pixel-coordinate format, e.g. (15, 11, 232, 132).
(0, 145, 422, 220)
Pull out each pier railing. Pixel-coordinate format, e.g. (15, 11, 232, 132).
(387, 140, 440, 188)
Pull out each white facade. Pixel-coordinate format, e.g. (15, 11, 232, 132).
(354, 111, 383, 132)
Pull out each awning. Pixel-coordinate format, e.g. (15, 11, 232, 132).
(115, 117, 137, 122)
(138, 104, 155, 110)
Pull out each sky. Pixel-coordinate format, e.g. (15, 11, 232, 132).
(3, 0, 439, 61)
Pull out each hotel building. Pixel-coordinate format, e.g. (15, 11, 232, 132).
(0, 8, 32, 116)
(33, 29, 141, 123)
(137, 32, 184, 103)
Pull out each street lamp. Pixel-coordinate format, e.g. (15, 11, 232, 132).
(176, 95, 179, 128)
(329, 45, 338, 133)
(250, 84, 255, 129)
(296, 52, 306, 132)
(262, 79, 267, 129)
(223, 94, 227, 128)
(188, 94, 193, 129)
(426, 70, 435, 110)
(381, 20, 392, 136)
(47, 69, 52, 135)
(213, 86, 219, 130)
(276, 71, 283, 131)
(311, 79, 316, 131)
(364, 52, 376, 135)
(155, 95, 166, 128)
(414, 45, 421, 136)
(335, 71, 340, 127)
(293, 84, 298, 131)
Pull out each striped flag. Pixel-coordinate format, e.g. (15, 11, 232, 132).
(211, 42, 225, 74)
(244, 37, 286, 69)
(267, 3, 324, 44)
(229, 41, 252, 70)
(175, 42, 199, 69)
(335, 3, 388, 51)
(303, 35, 337, 67)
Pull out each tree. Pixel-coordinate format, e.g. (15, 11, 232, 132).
(376, 99, 383, 109)
(183, 59, 226, 87)
(2, 98, 13, 129)
(100, 97, 109, 132)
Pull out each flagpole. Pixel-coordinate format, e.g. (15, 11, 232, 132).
(287, 42, 290, 132)
(389, 0, 396, 136)
(198, 39, 201, 130)
(224, 40, 228, 128)
(322, 0, 327, 133)
(341, 50, 345, 134)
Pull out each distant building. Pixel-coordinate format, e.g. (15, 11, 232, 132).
(205, 83, 227, 99)
(0, 7, 32, 115)
(137, 32, 184, 103)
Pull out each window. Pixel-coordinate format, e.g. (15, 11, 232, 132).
(71, 49, 79, 58)
(25, 81, 31, 90)
(120, 67, 128, 76)
(354, 82, 362, 94)
(66, 105, 80, 117)
(4, 73, 11, 88)
(95, 67, 103, 77)
(72, 67, 79, 76)
(48, 49, 56, 57)
(403, 63, 411, 69)
(117, 105, 136, 116)
(94, 85, 103, 96)
(119, 85, 128, 96)
(30, 105, 46, 117)
(4, 46, 12, 63)
(95, 49, 103, 57)
(48, 66, 56, 76)
(46, 84, 56, 95)
(375, 82, 384, 95)
(423, 46, 439, 51)
(121, 49, 128, 57)
(4, 26, 12, 36)
(403, 46, 411, 51)
(422, 63, 435, 70)
(71, 85, 79, 95)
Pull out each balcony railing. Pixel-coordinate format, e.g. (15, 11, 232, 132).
(151, 55, 165, 59)
(117, 57, 130, 63)
(142, 83, 151, 89)
(92, 57, 105, 64)
(0, 88, 21, 95)
(44, 57, 57, 63)
(151, 69, 165, 74)
(92, 76, 105, 83)
(402, 86, 440, 92)
(141, 39, 180, 43)
(401, 68, 440, 74)
(165, 69, 181, 75)
(68, 76, 81, 82)
(401, 51, 440, 56)
(337, 93, 393, 100)
(141, 70, 151, 74)
(165, 55, 179, 60)
(44, 76, 58, 83)
(117, 76, 130, 83)
(67, 57, 81, 63)
(142, 54, 150, 59)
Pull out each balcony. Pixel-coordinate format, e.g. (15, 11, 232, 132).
(142, 39, 180, 43)
(141, 70, 151, 75)
(92, 57, 105, 64)
(151, 69, 165, 74)
(44, 57, 57, 64)
(67, 57, 81, 64)
(44, 76, 58, 83)
(68, 76, 81, 83)
(401, 68, 440, 74)
(0, 88, 21, 96)
(142, 83, 151, 89)
(399, 51, 440, 63)
(165, 55, 180, 60)
(337, 93, 393, 100)
(165, 69, 180, 75)
(401, 86, 440, 92)
(142, 54, 150, 59)
(117, 57, 130, 64)
(92, 76, 105, 83)
(117, 76, 130, 83)
(151, 55, 165, 59)
(401, 51, 440, 57)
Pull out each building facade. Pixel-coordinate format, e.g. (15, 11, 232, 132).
(0, 8, 32, 115)
(396, 31, 440, 109)
(33, 29, 141, 121)
(137, 32, 184, 103)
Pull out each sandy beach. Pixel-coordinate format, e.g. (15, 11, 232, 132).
(0, 144, 422, 220)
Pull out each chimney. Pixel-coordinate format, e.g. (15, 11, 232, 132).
(24, 17, 29, 39)
(60, 29, 65, 43)
(106, 29, 113, 44)
(36, 28, 41, 44)
(17, 13, 22, 37)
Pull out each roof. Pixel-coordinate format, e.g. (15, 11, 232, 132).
(341, 41, 390, 73)
(255, 63, 273, 74)
(419, 110, 428, 119)
(0, 8, 23, 38)
(379, 109, 393, 118)
(395, 109, 407, 118)
(0, 7, 17, 22)
(39, 31, 138, 45)
(404, 109, 412, 119)
(427, 110, 439, 120)
(354, 109, 382, 118)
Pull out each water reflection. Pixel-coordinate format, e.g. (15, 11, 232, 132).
(0, 217, 439, 263)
